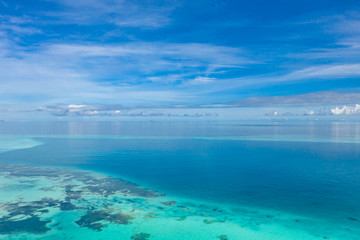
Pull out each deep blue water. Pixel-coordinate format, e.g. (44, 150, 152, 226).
(1, 121, 360, 223)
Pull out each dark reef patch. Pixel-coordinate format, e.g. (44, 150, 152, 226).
(83, 177, 159, 198)
(203, 219, 225, 224)
(0, 198, 62, 234)
(162, 201, 176, 206)
(131, 232, 151, 240)
(75, 209, 133, 231)
(64, 185, 83, 201)
(59, 201, 78, 211)
(217, 235, 228, 240)
(3, 198, 57, 217)
(0, 216, 51, 234)
(176, 216, 187, 221)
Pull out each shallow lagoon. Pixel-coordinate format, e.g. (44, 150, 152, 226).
(0, 121, 359, 239)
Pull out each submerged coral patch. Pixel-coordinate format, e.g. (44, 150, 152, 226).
(203, 219, 225, 224)
(0, 215, 50, 234)
(59, 201, 78, 211)
(0, 164, 159, 236)
(84, 177, 158, 198)
(162, 201, 176, 206)
(75, 209, 133, 231)
(217, 235, 228, 240)
(0, 198, 59, 234)
(131, 232, 150, 240)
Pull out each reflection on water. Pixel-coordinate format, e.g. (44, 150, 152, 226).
(1, 121, 360, 141)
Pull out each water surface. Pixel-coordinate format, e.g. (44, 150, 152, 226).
(0, 121, 359, 239)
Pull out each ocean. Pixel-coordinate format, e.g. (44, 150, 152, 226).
(0, 121, 359, 239)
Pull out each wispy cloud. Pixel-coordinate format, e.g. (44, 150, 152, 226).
(0, 39, 251, 105)
(44, 0, 178, 28)
(0, 15, 42, 36)
(289, 12, 360, 61)
(331, 14, 360, 35)
(45, 42, 249, 67)
(0, 43, 191, 105)
(284, 64, 360, 79)
(185, 76, 216, 85)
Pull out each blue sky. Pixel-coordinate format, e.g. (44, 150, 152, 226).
(1, 0, 360, 119)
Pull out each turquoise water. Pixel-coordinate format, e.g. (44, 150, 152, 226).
(0, 121, 359, 239)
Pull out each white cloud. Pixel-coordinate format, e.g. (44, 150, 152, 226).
(304, 110, 315, 115)
(330, 104, 360, 115)
(186, 76, 216, 85)
(68, 104, 87, 108)
(264, 110, 279, 116)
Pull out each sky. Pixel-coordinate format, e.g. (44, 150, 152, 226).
(1, 0, 360, 120)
